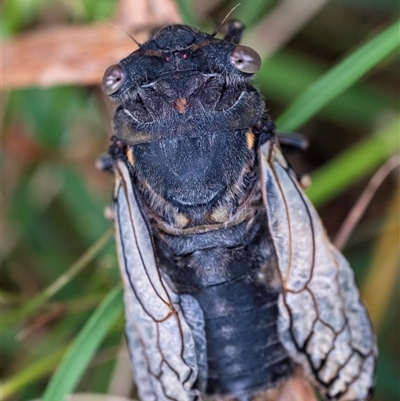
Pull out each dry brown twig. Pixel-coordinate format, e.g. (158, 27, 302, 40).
(1, 0, 180, 89)
(334, 154, 400, 250)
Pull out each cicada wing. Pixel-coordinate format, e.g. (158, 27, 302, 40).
(260, 142, 376, 401)
(113, 159, 201, 401)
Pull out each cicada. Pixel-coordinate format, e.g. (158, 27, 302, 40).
(101, 21, 376, 401)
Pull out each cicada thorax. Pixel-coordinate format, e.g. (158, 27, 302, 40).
(114, 70, 263, 228)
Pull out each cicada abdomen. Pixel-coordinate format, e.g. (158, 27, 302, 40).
(102, 21, 377, 401)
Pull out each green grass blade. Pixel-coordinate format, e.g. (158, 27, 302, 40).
(257, 51, 397, 127)
(307, 117, 400, 206)
(276, 19, 400, 131)
(2, 228, 113, 330)
(0, 347, 66, 399)
(41, 287, 123, 401)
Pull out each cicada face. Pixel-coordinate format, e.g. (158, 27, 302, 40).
(102, 22, 376, 401)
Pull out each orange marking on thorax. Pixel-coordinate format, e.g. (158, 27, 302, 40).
(246, 131, 256, 149)
(127, 147, 135, 167)
(175, 97, 188, 114)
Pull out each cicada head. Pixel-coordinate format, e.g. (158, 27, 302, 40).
(102, 24, 261, 98)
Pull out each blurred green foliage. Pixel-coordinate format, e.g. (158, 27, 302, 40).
(1, 1, 399, 400)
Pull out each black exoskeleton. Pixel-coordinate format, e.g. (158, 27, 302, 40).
(104, 21, 292, 400)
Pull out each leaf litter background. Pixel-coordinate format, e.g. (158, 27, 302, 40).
(1, 0, 399, 400)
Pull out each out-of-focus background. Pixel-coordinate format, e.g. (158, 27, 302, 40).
(1, 0, 399, 400)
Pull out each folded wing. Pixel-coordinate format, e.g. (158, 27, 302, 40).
(260, 142, 376, 401)
(113, 159, 201, 401)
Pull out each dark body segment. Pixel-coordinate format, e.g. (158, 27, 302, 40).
(154, 208, 293, 397)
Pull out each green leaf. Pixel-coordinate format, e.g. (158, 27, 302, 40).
(308, 117, 400, 205)
(257, 51, 397, 127)
(10, 88, 87, 148)
(42, 287, 123, 401)
(0, 347, 66, 399)
(276, 19, 400, 131)
(59, 168, 110, 244)
(2, 228, 113, 330)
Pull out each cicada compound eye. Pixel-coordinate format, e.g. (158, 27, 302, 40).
(102, 64, 126, 95)
(230, 45, 261, 74)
